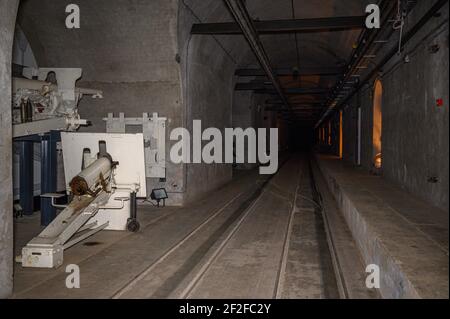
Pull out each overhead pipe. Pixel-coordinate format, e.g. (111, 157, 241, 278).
(315, 0, 395, 127)
(317, 0, 447, 127)
(223, 0, 291, 111)
(191, 16, 367, 35)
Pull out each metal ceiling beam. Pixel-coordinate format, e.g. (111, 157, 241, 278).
(316, 0, 395, 127)
(264, 107, 318, 115)
(191, 16, 366, 35)
(235, 67, 343, 76)
(253, 88, 329, 95)
(235, 82, 330, 93)
(266, 108, 319, 112)
(317, 0, 445, 127)
(267, 103, 324, 107)
(291, 112, 322, 114)
(266, 99, 325, 104)
(223, 0, 291, 110)
(266, 104, 322, 110)
(290, 106, 324, 109)
(275, 107, 321, 111)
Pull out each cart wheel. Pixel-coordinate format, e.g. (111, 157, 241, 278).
(126, 219, 140, 232)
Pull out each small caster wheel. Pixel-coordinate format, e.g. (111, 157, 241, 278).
(126, 219, 140, 232)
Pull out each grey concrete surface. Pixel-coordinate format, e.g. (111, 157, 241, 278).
(116, 170, 269, 298)
(184, 158, 300, 298)
(13, 156, 343, 299)
(17, 0, 187, 204)
(382, 14, 449, 212)
(180, 0, 368, 70)
(278, 158, 339, 299)
(316, 154, 449, 299)
(232, 91, 258, 170)
(12, 169, 261, 298)
(0, 0, 19, 299)
(312, 160, 379, 299)
(16, 0, 280, 206)
(178, 3, 235, 202)
(12, 206, 175, 296)
(340, 2, 449, 212)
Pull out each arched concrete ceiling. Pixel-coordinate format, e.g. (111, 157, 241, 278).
(17, 0, 374, 123)
(18, 0, 372, 79)
(184, 0, 373, 69)
(182, 0, 374, 120)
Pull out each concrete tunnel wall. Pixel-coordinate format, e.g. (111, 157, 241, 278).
(178, 1, 235, 203)
(339, 1, 449, 211)
(17, 0, 186, 204)
(0, 0, 19, 299)
(232, 91, 255, 170)
(231, 92, 283, 170)
(16, 0, 262, 205)
(177, 0, 282, 201)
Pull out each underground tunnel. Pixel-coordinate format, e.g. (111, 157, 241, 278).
(0, 0, 448, 302)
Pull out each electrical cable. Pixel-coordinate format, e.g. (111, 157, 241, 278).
(291, 0, 301, 71)
(296, 193, 322, 209)
(392, 0, 406, 55)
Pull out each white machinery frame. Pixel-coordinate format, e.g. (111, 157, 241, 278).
(104, 112, 166, 179)
(20, 133, 146, 268)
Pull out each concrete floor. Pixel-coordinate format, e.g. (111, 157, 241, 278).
(12, 155, 342, 299)
(11, 155, 448, 299)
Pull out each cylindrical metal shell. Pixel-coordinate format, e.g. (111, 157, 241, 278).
(69, 157, 111, 195)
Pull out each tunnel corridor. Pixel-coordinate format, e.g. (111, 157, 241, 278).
(0, 0, 448, 301)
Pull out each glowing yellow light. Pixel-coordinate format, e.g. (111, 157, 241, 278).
(339, 111, 343, 159)
(374, 153, 382, 169)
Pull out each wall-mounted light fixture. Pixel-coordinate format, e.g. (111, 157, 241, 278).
(150, 188, 168, 207)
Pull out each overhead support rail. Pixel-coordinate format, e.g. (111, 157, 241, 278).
(223, 0, 291, 113)
(254, 88, 329, 95)
(235, 67, 343, 76)
(316, 0, 394, 127)
(316, 0, 442, 128)
(266, 99, 326, 105)
(235, 83, 329, 94)
(266, 104, 323, 108)
(191, 16, 366, 35)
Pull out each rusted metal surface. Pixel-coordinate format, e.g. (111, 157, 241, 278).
(68, 195, 95, 218)
(69, 176, 89, 196)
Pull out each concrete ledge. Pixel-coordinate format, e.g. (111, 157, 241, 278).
(315, 155, 449, 299)
(312, 161, 379, 299)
